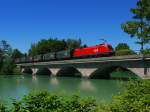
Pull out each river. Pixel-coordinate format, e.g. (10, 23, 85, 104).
(0, 71, 137, 105)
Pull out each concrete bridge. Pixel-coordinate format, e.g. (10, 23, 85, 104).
(17, 55, 150, 79)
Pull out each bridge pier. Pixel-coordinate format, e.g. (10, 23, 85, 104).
(21, 68, 25, 73)
(144, 68, 150, 77)
(77, 68, 97, 78)
(32, 68, 39, 75)
(49, 68, 60, 76)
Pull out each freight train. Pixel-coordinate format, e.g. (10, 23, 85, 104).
(15, 43, 114, 63)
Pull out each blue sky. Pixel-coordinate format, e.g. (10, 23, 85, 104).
(0, 0, 139, 53)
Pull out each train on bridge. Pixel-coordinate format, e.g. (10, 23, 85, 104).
(16, 43, 114, 63)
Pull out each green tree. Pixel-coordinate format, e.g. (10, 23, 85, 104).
(142, 48, 150, 54)
(28, 38, 82, 56)
(29, 38, 67, 56)
(66, 38, 82, 50)
(121, 0, 150, 52)
(115, 43, 136, 56)
(0, 40, 12, 59)
(11, 49, 24, 60)
(0, 40, 12, 70)
(115, 43, 130, 51)
(0, 40, 21, 75)
(0, 60, 15, 75)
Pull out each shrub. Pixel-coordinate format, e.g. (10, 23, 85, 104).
(0, 60, 21, 75)
(0, 103, 7, 112)
(13, 67, 21, 75)
(108, 79, 150, 112)
(11, 91, 98, 112)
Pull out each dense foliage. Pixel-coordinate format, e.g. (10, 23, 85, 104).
(115, 43, 130, 51)
(115, 43, 136, 56)
(142, 48, 150, 54)
(102, 79, 150, 112)
(121, 0, 150, 51)
(0, 103, 6, 112)
(0, 40, 22, 75)
(0, 40, 12, 60)
(28, 38, 83, 56)
(10, 92, 98, 112)
(11, 49, 24, 61)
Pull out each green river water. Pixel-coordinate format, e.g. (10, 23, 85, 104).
(0, 71, 137, 105)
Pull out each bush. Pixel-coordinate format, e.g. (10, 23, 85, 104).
(0, 103, 7, 112)
(13, 67, 21, 75)
(11, 91, 98, 112)
(142, 49, 150, 55)
(0, 61, 15, 75)
(115, 49, 136, 56)
(0, 60, 21, 75)
(108, 79, 150, 112)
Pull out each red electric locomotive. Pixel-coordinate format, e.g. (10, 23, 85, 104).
(72, 43, 114, 58)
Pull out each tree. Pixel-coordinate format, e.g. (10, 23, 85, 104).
(66, 38, 82, 50)
(115, 43, 130, 51)
(11, 49, 24, 60)
(28, 38, 67, 56)
(0, 40, 21, 75)
(28, 38, 82, 56)
(121, 0, 150, 52)
(115, 43, 136, 56)
(0, 40, 12, 61)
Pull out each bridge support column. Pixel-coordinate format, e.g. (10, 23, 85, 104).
(144, 68, 150, 77)
(21, 68, 25, 73)
(32, 68, 38, 75)
(77, 68, 97, 78)
(49, 68, 60, 76)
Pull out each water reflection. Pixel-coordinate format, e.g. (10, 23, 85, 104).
(50, 77, 59, 86)
(79, 79, 96, 91)
(32, 75, 38, 84)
